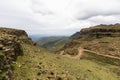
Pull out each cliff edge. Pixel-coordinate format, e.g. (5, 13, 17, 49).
(0, 28, 35, 80)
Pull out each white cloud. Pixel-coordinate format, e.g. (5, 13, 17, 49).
(0, 0, 120, 36)
(88, 15, 120, 24)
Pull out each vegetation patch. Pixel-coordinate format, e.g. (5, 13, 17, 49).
(82, 50, 120, 66)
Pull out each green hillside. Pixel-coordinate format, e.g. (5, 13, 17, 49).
(14, 44, 120, 80)
(36, 36, 71, 52)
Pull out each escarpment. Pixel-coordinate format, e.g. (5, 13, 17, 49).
(0, 28, 35, 80)
(0, 28, 28, 37)
(71, 24, 120, 39)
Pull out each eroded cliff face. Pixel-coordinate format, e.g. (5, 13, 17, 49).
(0, 28, 28, 37)
(71, 24, 120, 39)
(0, 28, 35, 80)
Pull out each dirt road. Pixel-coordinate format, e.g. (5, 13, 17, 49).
(60, 47, 84, 60)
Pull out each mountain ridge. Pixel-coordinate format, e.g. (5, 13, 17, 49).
(0, 27, 120, 80)
(71, 23, 120, 39)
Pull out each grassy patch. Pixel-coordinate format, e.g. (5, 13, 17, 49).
(83, 50, 120, 66)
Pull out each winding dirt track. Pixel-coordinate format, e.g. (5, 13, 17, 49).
(84, 49, 120, 60)
(60, 47, 84, 60)
(60, 47, 120, 60)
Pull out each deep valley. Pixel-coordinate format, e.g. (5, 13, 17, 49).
(0, 24, 120, 80)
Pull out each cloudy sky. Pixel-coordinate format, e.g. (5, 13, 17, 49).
(0, 0, 120, 36)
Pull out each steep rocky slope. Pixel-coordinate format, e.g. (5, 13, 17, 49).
(61, 24, 120, 65)
(0, 28, 35, 80)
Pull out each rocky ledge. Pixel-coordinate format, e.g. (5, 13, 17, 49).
(71, 23, 120, 39)
(0, 28, 35, 80)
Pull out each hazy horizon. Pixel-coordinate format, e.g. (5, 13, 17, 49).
(0, 0, 120, 36)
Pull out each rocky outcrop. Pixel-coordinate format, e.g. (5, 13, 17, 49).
(0, 28, 35, 80)
(70, 32, 80, 39)
(71, 23, 120, 39)
(0, 28, 28, 37)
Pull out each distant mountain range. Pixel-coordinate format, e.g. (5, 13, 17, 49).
(36, 36, 71, 52)
(29, 34, 49, 41)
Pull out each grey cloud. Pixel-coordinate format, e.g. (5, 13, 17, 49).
(30, 0, 54, 15)
(77, 13, 120, 20)
(31, 9, 54, 16)
(87, 15, 120, 24)
(76, 0, 120, 20)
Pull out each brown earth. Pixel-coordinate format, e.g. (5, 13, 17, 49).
(60, 47, 83, 60)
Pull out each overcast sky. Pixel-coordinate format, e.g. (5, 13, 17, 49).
(0, 0, 120, 36)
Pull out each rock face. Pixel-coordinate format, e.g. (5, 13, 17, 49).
(0, 28, 28, 37)
(0, 28, 34, 80)
(70, 32, 80, 39)
(71, 24, 120, 39)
